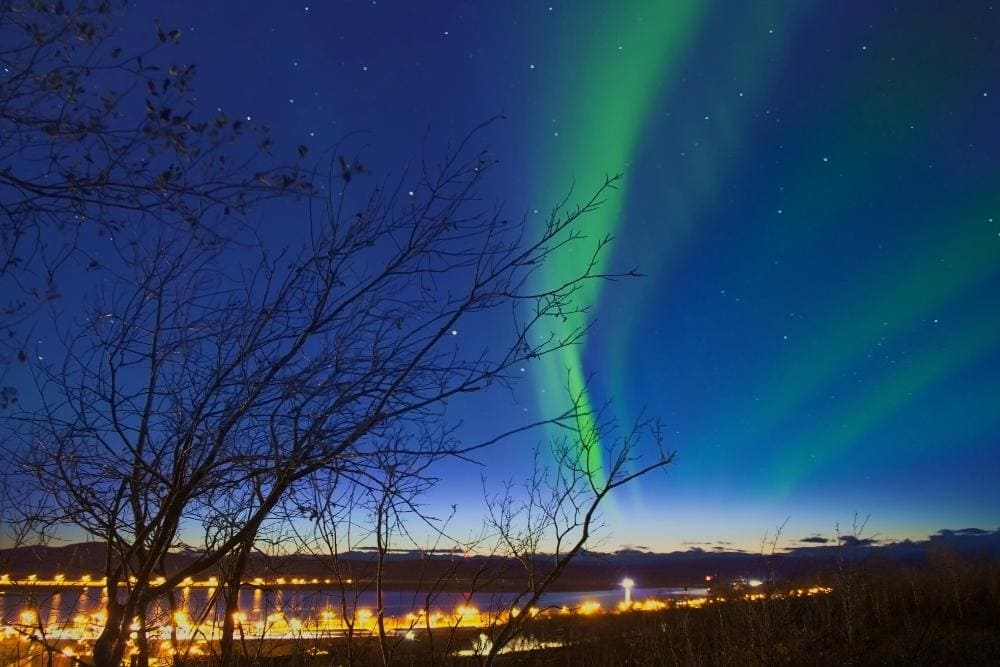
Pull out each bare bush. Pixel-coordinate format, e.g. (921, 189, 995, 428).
(8, 107, 637, 664)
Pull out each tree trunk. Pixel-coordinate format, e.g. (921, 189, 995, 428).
(133, 600, 150, 667)
(218, 585, 240, 667)
(219, 541, 252, 667)
(375, 500, 389, 667)
(92, 600, 125, 667)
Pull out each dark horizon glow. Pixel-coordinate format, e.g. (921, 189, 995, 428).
(12, 1, 998, 552)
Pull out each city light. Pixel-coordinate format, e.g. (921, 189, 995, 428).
(621, 577, 635, 606)
(0, 574, 837, 659)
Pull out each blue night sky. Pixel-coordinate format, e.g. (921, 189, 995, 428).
(18, 1, 1000, 551)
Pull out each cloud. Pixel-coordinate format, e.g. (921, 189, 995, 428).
(838, 535, 877, 547)
(935, 527, 989, 537)
(799, 536, 830, 544)
(615, 546, 651, 555)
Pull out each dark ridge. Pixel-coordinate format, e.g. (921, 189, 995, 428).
(1, 528, 997, 591)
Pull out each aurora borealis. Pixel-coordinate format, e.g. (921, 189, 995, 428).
(515, 0, 1000, 545)
(28, 1, 1000, 550)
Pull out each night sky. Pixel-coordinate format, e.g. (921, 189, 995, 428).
(43, 1, 1000, 550)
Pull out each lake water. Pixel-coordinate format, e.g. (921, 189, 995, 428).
(0, 585, 707, 626)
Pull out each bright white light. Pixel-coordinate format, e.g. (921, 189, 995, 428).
(621, 577, 635, 606)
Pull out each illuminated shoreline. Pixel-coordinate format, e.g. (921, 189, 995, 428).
(0, 574, 353, 589)
(1, 572, 832, 662)
(1, 586, 833, 648)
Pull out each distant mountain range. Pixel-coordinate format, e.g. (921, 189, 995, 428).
(2, 528, 997, 591)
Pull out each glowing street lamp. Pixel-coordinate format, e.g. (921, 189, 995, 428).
(621, 577, 635, 606)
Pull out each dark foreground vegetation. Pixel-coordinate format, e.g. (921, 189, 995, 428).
(265, 552, 1000, 665)
(6, 549, 995, 666)
(527, 553, 1000, 666)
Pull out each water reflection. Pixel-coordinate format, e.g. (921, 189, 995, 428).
(0, 585, 706, 628)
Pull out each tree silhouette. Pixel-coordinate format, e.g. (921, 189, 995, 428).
(11, 115, 641, 664)
(0, 0, 305, 405)
(2, 6, 670, 666)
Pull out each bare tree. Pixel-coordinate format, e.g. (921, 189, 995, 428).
(478, 397, 674, 665)
(8, 107, 634, 665)
(0, 0, 305, 405)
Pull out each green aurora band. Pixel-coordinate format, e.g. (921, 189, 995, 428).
(664, 15, 1000, 497)
(526, 1, 802, 485)
(527, 2, 706, 484)
(524, 2, 999, 506)
(739, 188, 1000, 491)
